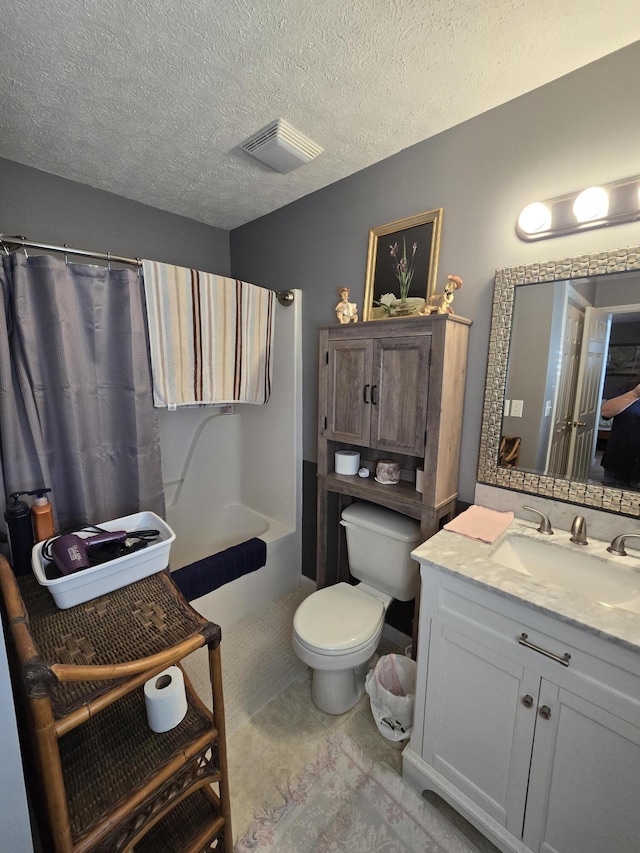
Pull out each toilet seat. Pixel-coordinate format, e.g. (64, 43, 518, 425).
(293, 583, 384, 655)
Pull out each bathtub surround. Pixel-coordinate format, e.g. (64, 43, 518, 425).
(162, 289, 302, 626)
(142, 260, 275, 407)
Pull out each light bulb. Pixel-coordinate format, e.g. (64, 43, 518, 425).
(517, 202, 551, 234)
(573, 186, 609, 222)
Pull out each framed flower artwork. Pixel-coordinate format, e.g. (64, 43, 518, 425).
(362, 208, 443, 321)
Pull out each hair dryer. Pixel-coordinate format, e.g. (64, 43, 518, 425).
(50, 530, 128, 575)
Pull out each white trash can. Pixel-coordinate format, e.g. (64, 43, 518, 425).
(365, 653, 417, 744)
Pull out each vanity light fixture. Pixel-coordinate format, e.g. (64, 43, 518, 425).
(516, 174, 640, 241)
(572, 186, 609, 223)
(517, 202, 552, 235)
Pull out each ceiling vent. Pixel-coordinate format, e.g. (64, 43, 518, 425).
(240, 119, 323, 173)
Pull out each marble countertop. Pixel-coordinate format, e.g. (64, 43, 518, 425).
(412, 517, 640, 653)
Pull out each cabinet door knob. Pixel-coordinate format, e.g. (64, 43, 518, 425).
(521, 694, 534, 708)
(539, 704, 552, 720)
(363, 384, 370, 404)
(371, 384, 378, 405)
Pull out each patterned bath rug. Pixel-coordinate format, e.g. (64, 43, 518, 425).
(234, 732, 480, 852)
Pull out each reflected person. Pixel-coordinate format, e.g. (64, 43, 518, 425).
(600, 377, 640, 488)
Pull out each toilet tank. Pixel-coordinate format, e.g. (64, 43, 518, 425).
(340, 503, 422, 601)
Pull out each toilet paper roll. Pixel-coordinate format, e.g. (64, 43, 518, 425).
(415, 468, 425, 494)
(144, 665, 188, 733)
(335, 450, 360, 475)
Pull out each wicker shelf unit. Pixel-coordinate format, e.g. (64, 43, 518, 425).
(0, 557, 231, 853)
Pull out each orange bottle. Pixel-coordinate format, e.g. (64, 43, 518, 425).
(31, 488, 55, 542)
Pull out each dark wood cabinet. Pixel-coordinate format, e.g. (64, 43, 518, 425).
(326, 336, 431, 456)
(317, 314, 471, 648)
(326, 338, 373, 445)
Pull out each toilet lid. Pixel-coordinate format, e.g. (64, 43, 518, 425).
(293, 583, 384, 652)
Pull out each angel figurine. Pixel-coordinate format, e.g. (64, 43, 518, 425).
(335, 287, 358, 323)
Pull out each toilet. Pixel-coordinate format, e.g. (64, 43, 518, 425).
(293, 503, 421, 715)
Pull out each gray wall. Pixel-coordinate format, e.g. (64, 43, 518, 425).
(503, 284, 557, 470)
(0, 158, 230, 273)
(0, 610, 33, 850)
(230, 41, 640, 503)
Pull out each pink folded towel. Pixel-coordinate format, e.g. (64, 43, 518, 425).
(444, 505, 514, 544)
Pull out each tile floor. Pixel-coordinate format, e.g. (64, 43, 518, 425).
(183, 584, 499, 851)
(226, 638, 407, 842)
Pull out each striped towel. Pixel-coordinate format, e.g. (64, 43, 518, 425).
(142, 261, 274, 407)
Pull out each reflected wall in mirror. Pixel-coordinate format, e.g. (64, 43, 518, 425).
(478, 245, 640, 517)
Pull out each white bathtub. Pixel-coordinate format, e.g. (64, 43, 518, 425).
(169, 502, 270, 567)
(167, 500, 300, 628)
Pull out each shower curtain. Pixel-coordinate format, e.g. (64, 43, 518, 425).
(0, 252, 165, 537)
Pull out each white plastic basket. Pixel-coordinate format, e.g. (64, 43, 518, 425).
(32, 511, 175, 609)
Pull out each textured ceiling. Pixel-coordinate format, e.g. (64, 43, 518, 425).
(1, 0, 639, 230)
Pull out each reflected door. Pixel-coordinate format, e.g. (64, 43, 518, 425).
(566, 308, 611, 481)
(546, 302, 584, 477)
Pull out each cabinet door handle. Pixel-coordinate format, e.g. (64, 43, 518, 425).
(517, 633, 571, 667)
(539, 705, 552, 720)
(521, 694, 534, 708)
(363, 384, 370, 404)
(371, 384, 378, 405)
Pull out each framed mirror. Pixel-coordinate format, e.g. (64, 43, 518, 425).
(477, 244, 640, 517)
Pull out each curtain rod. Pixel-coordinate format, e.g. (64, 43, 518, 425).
(0, 235, 295, 306)
(2, 234, 140, 266)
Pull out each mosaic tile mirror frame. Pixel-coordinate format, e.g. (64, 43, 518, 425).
(477, 244, 640, 517)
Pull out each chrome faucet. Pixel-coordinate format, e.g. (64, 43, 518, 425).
(607, 533, 640, 556)
(570, 515, 588, 546)
(523, 506, 554, 535)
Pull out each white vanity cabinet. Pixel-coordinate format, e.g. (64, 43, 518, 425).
(403, 566, 640, 853)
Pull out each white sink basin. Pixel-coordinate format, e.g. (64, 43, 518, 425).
(490, 534, 640, 615)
